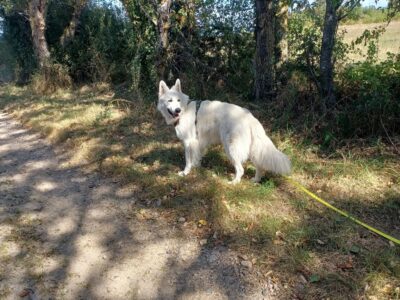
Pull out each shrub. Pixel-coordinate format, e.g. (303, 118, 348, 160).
(31, 62, 72, 94)
(338, 53, 400, 137)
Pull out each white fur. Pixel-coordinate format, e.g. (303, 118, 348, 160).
(157, 79, 291, 184)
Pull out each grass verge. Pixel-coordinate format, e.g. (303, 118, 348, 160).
(0, 84, 399, 299)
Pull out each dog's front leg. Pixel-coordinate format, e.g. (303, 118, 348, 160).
(178, 139, 200, 176)
(178, 141, 193, 176)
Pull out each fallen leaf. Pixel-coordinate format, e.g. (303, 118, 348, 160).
(299, 274, 307, 284)
(241, 260, 252, 268)
(275, 230, 285, 240)
(246, 222, 255, 231)
(198, 219, 207, 227)
(309, 274, 320, 283)
(382, 284, 393, 294)
(265, 270, 273, 277)
(273, 239, 285, 245)
(238, 254, 248, 260)
(199, 239, 208, 246)
(336, 257, 354, 270)
(349, 245, 360, 254)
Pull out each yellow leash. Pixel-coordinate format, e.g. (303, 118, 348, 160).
(284, 176, 400, 246)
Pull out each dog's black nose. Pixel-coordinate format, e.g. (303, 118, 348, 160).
(175, 108, 181, 113)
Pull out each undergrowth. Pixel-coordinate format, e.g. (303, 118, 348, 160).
(273, 53, 400, 153)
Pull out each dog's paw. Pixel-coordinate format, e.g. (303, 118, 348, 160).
(178, 171, 187, 177)
(228, 179, 240, 185)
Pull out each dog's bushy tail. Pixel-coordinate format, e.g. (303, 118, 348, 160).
(250, 119, 291, 175)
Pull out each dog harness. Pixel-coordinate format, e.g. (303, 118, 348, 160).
(194, 100, 201, 126)
(173, 100, 201, 127)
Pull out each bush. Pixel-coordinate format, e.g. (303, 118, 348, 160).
(0, 39, 16, 83)
(52, 3, 138, 85)
(31, 63, 72, 94)
(2, 11, 36, 83)
(338, 53, 400, 137)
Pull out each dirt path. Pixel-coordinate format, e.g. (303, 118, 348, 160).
(0, 112, 275, 299)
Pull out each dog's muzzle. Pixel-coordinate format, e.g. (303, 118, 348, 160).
(168, 108, 181, 118)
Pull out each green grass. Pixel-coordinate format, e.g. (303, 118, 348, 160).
(0, 84, 399, 299)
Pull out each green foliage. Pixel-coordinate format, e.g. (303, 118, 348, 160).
(272, 53, 400, 144)
(120, 0, 159, 95)
(46, 0, 76, 47)
(338, 53, 400, 137)
(194, 0, 255, 97)
(52, 2, 141, 84)
(0, 0, 27, 13)
(0, 39, 16, 82)
(287, 6, 348, 94)
(1, 10, 36, 83)
(2, 0, 255, 98)
(288, 9, 323, 71)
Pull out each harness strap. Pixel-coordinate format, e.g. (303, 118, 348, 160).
(173, 100, 201, 128)
(194, 100, 201, 126)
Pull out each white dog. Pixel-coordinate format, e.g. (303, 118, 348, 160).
(157, 79, 291, 184)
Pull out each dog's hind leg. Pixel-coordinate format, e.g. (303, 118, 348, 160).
(229, 161, 244, 184)
(251, 167, 264, 183)
(194, 138, 208, 167)
(223, 137, 248, 184)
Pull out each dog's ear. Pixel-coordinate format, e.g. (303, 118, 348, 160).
(172, 78, 182, 93)
(159, 80, 169, 97)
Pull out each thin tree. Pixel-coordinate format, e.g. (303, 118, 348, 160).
(156, 0, 172, 79)
(275, 0, 289, 69)
(254, 0, 275, 101)
(60, 0, 88, 47)
(28, 0, 50, 68)
(320, 0, 361, 110)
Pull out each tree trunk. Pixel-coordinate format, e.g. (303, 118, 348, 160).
(275, 0, 288, 69)
(171, 0, 197, 79)
(60, 0, 87, 47)
(320, 0, 339, 110)
(156, 0, 172, 80)
(28, 0, 50, 68)
(254, 0, 275, 102)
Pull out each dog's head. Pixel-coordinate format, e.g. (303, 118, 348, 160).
(157, 79, 189, 125)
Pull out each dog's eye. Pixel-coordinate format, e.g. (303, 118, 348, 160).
(177, 99, 181, 102)
(168, 99, 172, 102)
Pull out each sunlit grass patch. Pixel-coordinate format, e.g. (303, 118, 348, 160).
(364, 269, 400, 299)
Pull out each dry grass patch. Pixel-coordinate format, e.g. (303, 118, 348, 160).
(1, 85, 399, 299)
(341, 21, 400, 61)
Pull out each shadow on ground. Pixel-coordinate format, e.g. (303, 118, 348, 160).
(0, 112, 269, 299)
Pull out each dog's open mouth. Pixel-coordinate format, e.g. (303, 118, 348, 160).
(168, 109, 180, 118)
